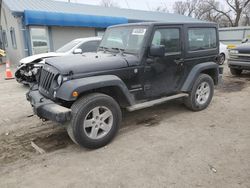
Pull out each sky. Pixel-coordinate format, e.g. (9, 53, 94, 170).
(55, 0, 177, 12)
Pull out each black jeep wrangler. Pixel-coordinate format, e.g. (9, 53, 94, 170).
(27, 22, 222, 149)
(228, 40, 250, 75)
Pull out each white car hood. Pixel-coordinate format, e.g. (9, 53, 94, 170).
(19, 52, 66, 64)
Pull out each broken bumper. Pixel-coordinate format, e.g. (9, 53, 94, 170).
(26, 89, 71, 123)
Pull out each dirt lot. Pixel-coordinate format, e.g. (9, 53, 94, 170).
(0, 64, 249, 188)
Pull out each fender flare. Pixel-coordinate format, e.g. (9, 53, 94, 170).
(181, 62, 219, 92)
(56, 75, 134, 105)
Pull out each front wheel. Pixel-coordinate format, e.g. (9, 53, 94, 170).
(184, 74, 214, 111)
(67, 93, 122, 149)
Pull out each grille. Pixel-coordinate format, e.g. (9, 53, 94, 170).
(39, 68, 55, 92)
(238, 56, 250, 61)
(230, 55, 250, 62)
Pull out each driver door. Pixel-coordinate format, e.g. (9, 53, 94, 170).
(143, 26, 185, 98)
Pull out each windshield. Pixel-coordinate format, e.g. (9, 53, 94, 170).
(56, 40, 82, 53)
(99, 26, 148, 54)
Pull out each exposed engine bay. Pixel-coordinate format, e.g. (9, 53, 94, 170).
(15, 62, 43, 85)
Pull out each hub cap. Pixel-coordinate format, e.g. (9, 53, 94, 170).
(83, 106, 113, 140)
(219, 54, 225, 65)
(195, 82, 210, 105)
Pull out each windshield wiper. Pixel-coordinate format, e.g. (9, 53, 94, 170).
(111, 47, 125, 55)
(98, 46, 109, 52)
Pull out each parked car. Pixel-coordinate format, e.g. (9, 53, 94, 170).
(26, 22, 222, 149)
(15, 37, 101, 84)
(219, 42, 228, 65)
(228, 39, 250, 75)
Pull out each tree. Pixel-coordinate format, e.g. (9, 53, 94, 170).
(242, 3, 250, 25)
(173, 0, 199, 16)
(207, 0, 250, 26)
(172, 0, 250, 27)
(100, 0, 119, 7)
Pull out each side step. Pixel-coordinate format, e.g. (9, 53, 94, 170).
(126, 93, 188, 112)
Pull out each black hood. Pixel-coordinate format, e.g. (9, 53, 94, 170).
(45, 52, 138, 75)
(234, 43, 250, 53)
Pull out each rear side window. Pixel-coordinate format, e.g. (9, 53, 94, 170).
(188, 28, 216, 51)
(151, 28, 181, 53)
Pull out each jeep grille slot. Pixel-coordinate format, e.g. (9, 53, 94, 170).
(39, 68, 55, 91)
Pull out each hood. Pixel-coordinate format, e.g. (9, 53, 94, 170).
(234, 43, 250, 53)
(45, 52, 134, 75)
(19, 52, 65, 64)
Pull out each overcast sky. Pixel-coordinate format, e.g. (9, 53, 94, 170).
(55, 0, 178, 12)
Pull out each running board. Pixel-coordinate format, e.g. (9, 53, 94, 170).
(126, 93, 188, 112)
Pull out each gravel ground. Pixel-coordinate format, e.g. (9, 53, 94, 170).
(0, 64, 249, 188)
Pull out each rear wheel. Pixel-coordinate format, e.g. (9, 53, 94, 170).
(184, 74, 214, 111)
(230, 68, 242, 76)
(66, 93, 122, 149)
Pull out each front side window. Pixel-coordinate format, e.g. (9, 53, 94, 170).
(151, 28, 181, 53)
(188, 28, 217, 51)
(100, 26, 148, 54)
(79, 41, 100, 53)
(10, 27, 17, 49)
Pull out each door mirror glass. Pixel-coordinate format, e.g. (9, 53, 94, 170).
(150, 45, 165, 57)
(242, 38, 248, 43)
(73, 48, 83, 54)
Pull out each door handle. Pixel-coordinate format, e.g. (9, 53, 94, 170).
(174, 58, 184, 65)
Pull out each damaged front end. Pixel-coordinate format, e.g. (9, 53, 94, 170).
(15, 63, 43, 85)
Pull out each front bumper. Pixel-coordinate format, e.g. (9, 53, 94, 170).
(228, 59, 250, 70)
(26, 88, 71, 123)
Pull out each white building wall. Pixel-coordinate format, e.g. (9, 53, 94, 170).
(219, 26, 250, 45)
(1, 3, 25, 65)
(50, 27, 96, 51)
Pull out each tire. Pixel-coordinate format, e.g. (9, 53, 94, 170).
(67, 93, 122, 149)
(218, 53, 225, 65)
(230, 68, 242, 76)
(184, 74, 214, 111)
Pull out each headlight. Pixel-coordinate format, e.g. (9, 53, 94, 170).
(57, 75, 63, 86)
(230, 49, 239, 54)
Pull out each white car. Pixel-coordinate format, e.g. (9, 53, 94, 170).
(15, 37, 101, 84)
(219, 42, 229, 65)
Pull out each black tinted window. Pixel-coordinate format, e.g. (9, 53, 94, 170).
(151, 28, 180, 53)
(188, 28, 217, 51)
(79, 41, 100, 53)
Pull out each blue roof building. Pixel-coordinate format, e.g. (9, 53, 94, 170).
(0, 0, 203, 64)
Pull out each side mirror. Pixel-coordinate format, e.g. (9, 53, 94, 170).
(73, 48, 83, 54)
(242, 38, 248, 43)
(150, 45, 165, 57)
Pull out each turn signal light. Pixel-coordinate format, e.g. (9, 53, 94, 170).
(227, 44, 236, 49)
(72, 91, 79, 97)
